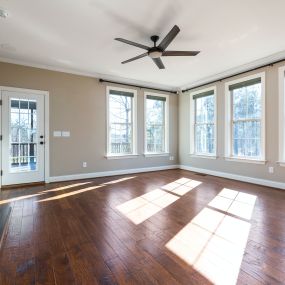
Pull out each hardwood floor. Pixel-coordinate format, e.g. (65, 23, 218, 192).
(0, 169, 285, 285)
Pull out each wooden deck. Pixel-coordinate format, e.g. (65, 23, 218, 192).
(0, 169, 284, 284)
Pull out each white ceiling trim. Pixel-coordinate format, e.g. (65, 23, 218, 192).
(0, 56, 178, 92)
(1, 49, 285, 93)
(181, 50, 285, 91)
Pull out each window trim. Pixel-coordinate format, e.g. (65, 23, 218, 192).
(278, 65, 285, 166)
(106, 86, 137, 158)
(189, 86, 217, 158)
(143, 92, 169, 155)
(224, 72, 266, 163)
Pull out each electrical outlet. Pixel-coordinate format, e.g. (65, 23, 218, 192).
(268, 166, 274, 174)
(83, 162, 87, 168)
(169, 156, 174, 161)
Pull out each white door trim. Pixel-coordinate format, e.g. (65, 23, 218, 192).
(0, 86, 50, 187)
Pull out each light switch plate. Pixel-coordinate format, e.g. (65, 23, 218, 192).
(53, 131, 62, 137)
(62, 131, 70, 137)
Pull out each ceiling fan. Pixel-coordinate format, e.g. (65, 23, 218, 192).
(115, 25, 200, 69)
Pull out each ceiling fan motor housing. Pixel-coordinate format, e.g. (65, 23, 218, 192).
(149, 35, 162, 58)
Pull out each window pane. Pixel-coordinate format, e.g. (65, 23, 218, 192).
(195, 124, 215, 154)
(146, 99, 164, 124)
(247, 85, 261, 119)
(109, 95, 132, 124)
(233, 83, 261, 120)
(10, 98, 38, 173)
(109, 93, 133, 154)
(195, 95, 214, 123)
(194, 94, 215, 155)
(233, 121, 261, 158)
(146, 98, 166, 153)
(232, 81, 262, 158)
(110, 123, 132, 154)
(233, 89, 247, 120)
(146, 124, 165, 153)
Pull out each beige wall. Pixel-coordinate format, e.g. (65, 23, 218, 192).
(2, 60, 284, 185)
(0, 62, 179, 177)
(179, 62, 285, 183)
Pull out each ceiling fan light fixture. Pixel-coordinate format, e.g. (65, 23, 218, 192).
(148, 50, 162, 59)
(115, 25, 200, 69)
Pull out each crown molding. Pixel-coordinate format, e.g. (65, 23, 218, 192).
(0, 56, 178, 92)
(181, 50, 285, 91)
(2, 50, 285, 93)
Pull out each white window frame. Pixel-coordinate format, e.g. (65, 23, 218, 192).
(224, 72, 266, 164)
(105, 86, 138, 159)
(144, 92, 169, 157)
(278, 65, 285, 166)
(189, 86, 217, 159)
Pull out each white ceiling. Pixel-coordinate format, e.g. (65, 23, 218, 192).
(1, 0, 285, 91)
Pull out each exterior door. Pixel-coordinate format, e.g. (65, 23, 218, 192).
(1, 90, 45, 186)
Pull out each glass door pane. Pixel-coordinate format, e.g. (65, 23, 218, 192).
(10, 98, 38, 173)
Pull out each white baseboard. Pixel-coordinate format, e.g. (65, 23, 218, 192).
(180, 165, 285, 190)
(49, 165, 179, 183)
(49, 164, 285, 190)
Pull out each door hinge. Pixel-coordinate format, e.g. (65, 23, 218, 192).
(0, 99, 2, 105)
(0, 135, 2, 141)
(0, 170, 3, 176)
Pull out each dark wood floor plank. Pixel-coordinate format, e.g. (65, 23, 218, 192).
(1, 169, 285, 284)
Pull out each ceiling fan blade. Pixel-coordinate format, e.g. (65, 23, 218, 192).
(163, 51, 200, 56)
(158, 25, 180, 51)
(152, 58, 165, 69)
(115, 38, 149, 50)
(121, 52, 148, 64)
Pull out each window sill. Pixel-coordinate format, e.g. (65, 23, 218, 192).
(224, 156, 267, 165)
(144, 153, 170, 157)
(189, 154, 217, 159)
(105, 154, 139, 160)
(277, 161, 285, 167)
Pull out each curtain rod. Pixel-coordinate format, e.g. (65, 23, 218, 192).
(182, 58, 285, 93)
(99, 79, 177, 94)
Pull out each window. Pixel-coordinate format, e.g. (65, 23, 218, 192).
(279, 66, 285, 166)
(190, 87, 217, 157)
(144, 93, 169, 155)
(106, 87, 137, 157)
(225, 73, 265, 162)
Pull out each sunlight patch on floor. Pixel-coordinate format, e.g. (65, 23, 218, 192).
(42, 182, 92, 193)
(161, 178, 202, 196)
(166, 189, 256, 285)
(1, 176, 137, 205)
(0, 193, 42, 205)
(37, 185, 103, 202)
(116, 188, 179, 224)
(116, 177, 202, 224)
(209, 188, 257, 220)
(102, 176, 136, 185)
